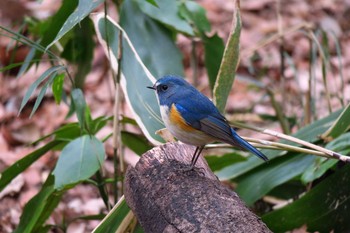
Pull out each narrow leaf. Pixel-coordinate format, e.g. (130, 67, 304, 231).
(19, 65, 65, 114)
(93, 12, 172, 144)
(135, 0, 193, 35)
(52, 73, 65, 104)
(203, 34, 225, 90)
(40, 0, 78, 48)
(215, 108, 344, 181)
(321, 102, 350, 140)
(206, 152, 246, 171)
(14, 175, 63, 233)
(121, 131, 152, 155)
(16, 45, 37, 78)
(93, 196, 132, 233)
(120, 0, 184, 78)
(236, 154, 315, 205)
(30, 71, 57, 118)
(213, 0, 241, 112)
(179, 1, 211, 33)
(0, 140, 62, 192)
(262, 165, 350, 233)
(46, 0, 104, 49)
(301, 132, 350, 183)
(71, 88, 87, 130)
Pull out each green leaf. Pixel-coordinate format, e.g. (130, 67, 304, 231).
(46, 0, 104, 49)
(61, 17, 94, 88)
(71, 88, 87, 131)
(203, 34, 225, 90)
(52, 73, 65, 104)
(120, 0, 184, 78)
(0, 62, 28, 72)
(16, 44, 37, 78)
(0, 140, 62, 192)
(236, 154, 315, 205)
(14, 175, 63, 233)
(121, 131, 152, 155)
(40, 0, 78, 48)
(268, 181, 306, 200)
(53, 135, 105, 190)
(33, 116, 111, 145)
(135, 0, 193, 35)
(179, 1, 211, 33)
(262, 165, 350, 233)
(300, 158, 337, 184)
(205, 152, 246, 171)
(92, 196, 132, 233)
(301, 132, 350, 183)
(213, 2, 241, 112)
(30, 71, 57, 118)
(321, 102, 350, 140)
(146, 0, 158, 7)
(19, 65, 65, 114)
(215, 108, 344, 181)
(93, 5, 183, 144)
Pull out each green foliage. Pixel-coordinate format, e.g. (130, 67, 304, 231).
(0, 141, 63, 192)
(212, 2, 241, 112)
(46, 0, 104, 49)
(1, 0, 349, 232)
(263, 165, 350, 233)
(14, 175, 63, 233)
(53, 135, 105, 190)
(19, 65, 65, 116)
(92, 197, 132, 233)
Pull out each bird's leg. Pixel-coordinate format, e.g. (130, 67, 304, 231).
(190, 146, 204, 169)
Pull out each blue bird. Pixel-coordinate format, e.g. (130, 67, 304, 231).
(148, 75, 268, 168)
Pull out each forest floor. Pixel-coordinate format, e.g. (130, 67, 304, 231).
(0, 0, 349, 232)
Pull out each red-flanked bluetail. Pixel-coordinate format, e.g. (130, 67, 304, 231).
(148, 75, 268, 168)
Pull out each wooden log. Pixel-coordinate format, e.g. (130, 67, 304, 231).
(124, 142, 271, 233)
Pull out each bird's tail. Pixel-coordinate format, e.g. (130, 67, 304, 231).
(230, 128, 269, 162)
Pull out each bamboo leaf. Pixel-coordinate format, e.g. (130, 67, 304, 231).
(46, 0, 104, 49)
(213, 0, 241, 112)
(236, 154, 315, 205)
(29, 71, 57, 118)
(92, 196, 133, 233)
(52, 73, 65, 104)
(14, 175, 63, 233)
(262, 165, 350, 233)
(215, 108, 344, 181)
(19, 65, 65, 114)
(0, 140, 62, 192)
(135, 0, 193, 35)
(71, 88, 87, 131)
(92, 6, 183, 144)
(321, 102, 350, 140)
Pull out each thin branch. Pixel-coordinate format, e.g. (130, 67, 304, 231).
(230, 121, 350, 162)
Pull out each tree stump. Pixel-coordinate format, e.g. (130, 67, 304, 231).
(124, 142, 271, 233)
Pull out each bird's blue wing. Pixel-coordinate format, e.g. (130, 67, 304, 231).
(174, 95, 234, 143)
(174, 99, 268, 162)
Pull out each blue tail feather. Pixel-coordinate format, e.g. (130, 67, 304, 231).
(231, 129, 269, 162)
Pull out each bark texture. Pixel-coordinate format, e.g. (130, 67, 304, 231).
(124, 142, 271, 233)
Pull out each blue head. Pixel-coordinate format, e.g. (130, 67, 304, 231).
(147, 75, 195, 106)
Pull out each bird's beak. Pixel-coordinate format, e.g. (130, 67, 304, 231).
(147, 85, 156, 90)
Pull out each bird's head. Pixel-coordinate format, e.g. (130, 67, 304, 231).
(147, 75, 190, 105)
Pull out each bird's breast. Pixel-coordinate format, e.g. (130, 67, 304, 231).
(159, 104, 213, 146)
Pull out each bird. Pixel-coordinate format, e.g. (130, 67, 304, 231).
(147, 75, 268, 169)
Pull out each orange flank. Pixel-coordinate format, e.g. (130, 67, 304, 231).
(169, 104, 195, 132)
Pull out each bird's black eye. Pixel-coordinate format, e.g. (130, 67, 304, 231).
(161, 85, 168, 91)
